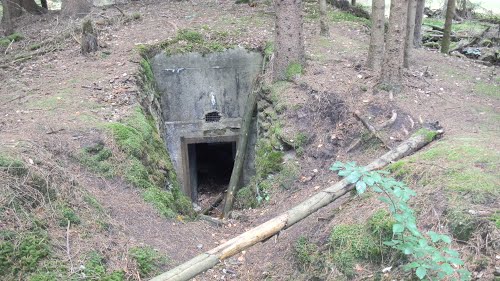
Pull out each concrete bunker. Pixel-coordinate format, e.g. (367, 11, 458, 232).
(149, 48, 263, 206)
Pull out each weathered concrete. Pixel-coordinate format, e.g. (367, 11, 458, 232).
(150, 48, 263, 199)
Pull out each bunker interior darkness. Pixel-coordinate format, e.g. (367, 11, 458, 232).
(149, 48, 262, 208)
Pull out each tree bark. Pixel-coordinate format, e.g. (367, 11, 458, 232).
(413, 0, 425, 48)
(1, 0, 14, 35)
(2, 0, 45, 21)
(441, 0, 455, 54)
(149, 128, 443, 281)
(40, 0, 47, 9)
(61, 0, 92, 18)
(273, 0, 305, 82)
(366, 0, 385, 71)
(319, 0, 329, 37)
(222, 78, 261, 218)
(81, 19, 98, 54)
(379, 0, 409, 93)
(404, 0, 417, 68)
(351, 0, 356, 5)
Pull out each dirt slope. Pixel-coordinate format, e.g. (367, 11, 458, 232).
(1, 0, 498, 280)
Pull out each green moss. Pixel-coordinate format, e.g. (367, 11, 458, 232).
(59, 205, 81, 227)
(474, 82, 500, 98)
(0, 230, 50, 278)
(387, 160, 412, 179)
(329, 224, 380, 278)
(77, 144, 114, 177)
(256, 141, 284, 176)
(0, 32, 24, 46)
(159, 28, 234, 56)
(81, 252, 125, 281)
(489, 212, 500, 229)
(294, 236, 319, 270)
(106, 108, 193, 218)
(415, 128, 438, 142)
(236, 186, 258, 209)
(130, 246, 168, 278)
(368, 209, 395, 241)
(0, 155, 28, 177)
(328, 10, 370, 25)
(83, 194, 104, 213)
(285, 62, 303, 81)
(446, 209, 477, 241)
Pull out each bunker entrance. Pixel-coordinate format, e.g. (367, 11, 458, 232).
(186, 138, 237, 211)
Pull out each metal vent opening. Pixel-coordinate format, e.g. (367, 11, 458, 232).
(205, 111, 221, 123)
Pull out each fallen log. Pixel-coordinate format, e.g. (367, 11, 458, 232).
(150, 128, 443, 281)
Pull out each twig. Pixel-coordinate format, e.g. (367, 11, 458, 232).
(66, 220, 74, 273)
(4, 39, 14, 55)
(354, 110, 391, 149)
(201, 193, 224, 215)
(113, 4, 126, 16)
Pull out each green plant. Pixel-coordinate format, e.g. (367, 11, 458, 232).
(368, 209, 395, 241)
(285, 62, 303, 81)
(294, 236, 319, 270)
(0, 155, 28, 176)
(446, 209, 477, 241)
(80, 252, 125, 281)
(0, 32, 24, 46)
(330, 162, 470, 281)
(59, 205, 81, 226)
(130, 246, 167, 278)
(77, 143, 114, 177)
(490, 212, 500, 229)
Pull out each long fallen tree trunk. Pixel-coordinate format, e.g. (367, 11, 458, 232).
(151, 128, 443, 281)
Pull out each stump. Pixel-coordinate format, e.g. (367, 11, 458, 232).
(81, 19, 98, 55)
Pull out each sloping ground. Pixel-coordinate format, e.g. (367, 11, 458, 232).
(0, 0, 499, 281)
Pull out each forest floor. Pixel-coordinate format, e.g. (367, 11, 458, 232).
(0, 0, 498, 280)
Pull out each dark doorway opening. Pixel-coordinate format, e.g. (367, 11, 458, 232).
(188, 142, 236, 203)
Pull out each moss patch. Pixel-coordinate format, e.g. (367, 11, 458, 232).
(106, 108, 194, 218)
(158, 29, 233, 56)
(0, 230, 50, 279)
(474, 81, 500, 98)
(285, 62, 303, 81)
(130, 246, 168, 278)
(0, 33, 24, 46)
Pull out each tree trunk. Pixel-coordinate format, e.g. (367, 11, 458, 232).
(40, 0, 47, 9)
(222, 78, 261, 218)
(61, 0, 92, 18)
(379, 0, 409, 93)
(413, 0, 425, 48)
(351, 0, 356, 5)
(1, 0, 14, 35)
(319, 0, 329, 37)
(441, 0, 455, 54)
(81, 19, 98, 54)
(2, 0, 44, 21)
(366, 0, 385, 71)
(149, 128, 443, 281)
(404, 0, 417, 68)
(273, 0, 305, 82)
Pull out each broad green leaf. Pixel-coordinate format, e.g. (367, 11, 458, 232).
(416, 267, 427, 279)
(346, 170, 362, 183)
(449, 257, 464, 265)
(364, 176, 375, 186)
(356, 180, 367, 193)
(330, 161, 344, 171)
(441, 235, 452, 244)
(428, 231, 440, 242)
(393, 224, 404, 234)
(440, 263, 454, 275)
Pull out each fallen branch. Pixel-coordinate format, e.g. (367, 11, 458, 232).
(150, 128, 443, 281)
(354, 110, 391, 149)
(201, 193, 224, 215)
(66, 220, 73, 273)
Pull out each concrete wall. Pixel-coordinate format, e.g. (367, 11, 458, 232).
(150, 48, 263, 198)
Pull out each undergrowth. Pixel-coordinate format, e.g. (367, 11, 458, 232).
(105, 108, 194, 218)
(130, 246, 168, 278)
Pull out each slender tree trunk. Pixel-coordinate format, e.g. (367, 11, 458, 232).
(413, 0, 425, 48)
(1, 0, 14, 35)
(81, 19, 98, 54)
(40, 0, 47, 9)
(441, 0, 455, 53)
(366, 0, 385, 71)
(351, 0, 356, 6)
(273, 0, 305, 82)
(222, 78, 260, 218)
(379, 0, 409, 93)
(404, 0, 417, 68)
(319, 0, 329, 37)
